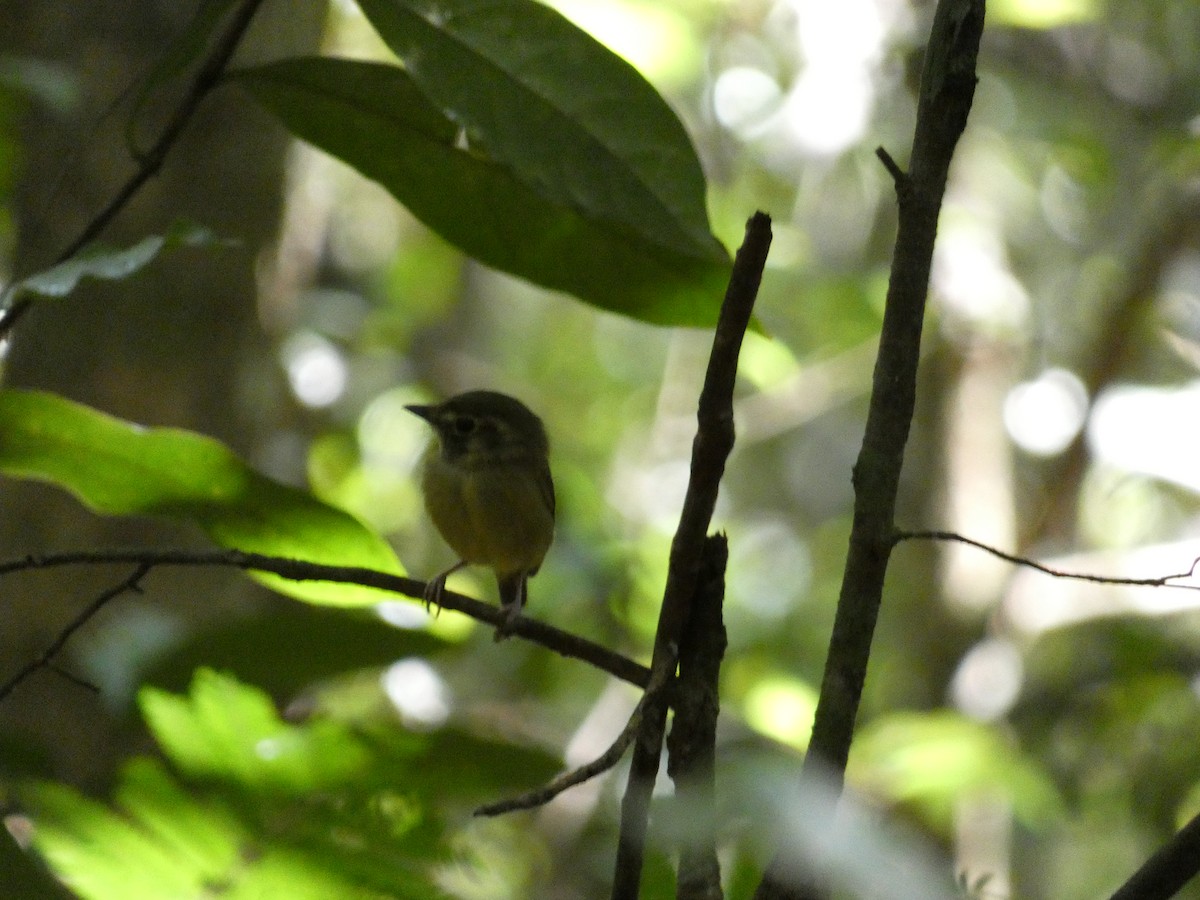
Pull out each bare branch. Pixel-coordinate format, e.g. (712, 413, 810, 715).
(46, 663, 101, 695)
(0, 549, 650, 698)
(0, 564, 150, 702)
(874, 146, 906, 187)
(666, 535, 728, 900)
(1108, 808, 1200, 900)
(613, 213, 771, 899)
(895, 529, 1200, 589)
(473, 664, 673, 817)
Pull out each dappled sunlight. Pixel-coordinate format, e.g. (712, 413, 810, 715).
(549, 0, 702, 85)
(742, 674, 817, 747)
(950, 637, 1024, 722)
(382, 657, 452, 728)
(9, 0, 1200, 896)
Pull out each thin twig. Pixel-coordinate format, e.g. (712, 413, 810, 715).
(0, 0, 269, 337)
(874, 147, 906, 186)
(473, 664, 672, 818)
(895, 529, 1200, 589)
(46, 663, 101, 694)
(0, 549, 650, 697)
(474, 717, 638, 818)
(0, 564, 150, 702)
(612, 212, 771, 900)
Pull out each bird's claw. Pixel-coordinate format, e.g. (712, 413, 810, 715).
(423, 575, 447, 618)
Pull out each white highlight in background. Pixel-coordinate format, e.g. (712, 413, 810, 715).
(1003, 368, 1088, 456)
(382, 658, 450, 728)
(1088, 380, 1200, 494)
(281, 332, 347, 408)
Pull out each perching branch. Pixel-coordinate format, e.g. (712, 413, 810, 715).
(0, 0, 269, 337)
(755, 1, 985, 897)
(1108, 808, 1200, 900)
(612, 212, 771, 900)
(476, 541, 727, 822)
(0, 549, 650, 699)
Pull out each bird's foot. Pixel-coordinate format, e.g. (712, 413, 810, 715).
(423, 561, 468, 618)
(493, 601, 522, 642)
(423, 575, 448, 618)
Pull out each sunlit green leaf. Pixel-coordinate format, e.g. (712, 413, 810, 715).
(990, 0, 1097, 28)
(140, 669, 371, 790)
(233, 56, 730, 326)
(13, 221, 229, 300)
(19, 669, 561, 898)
(850, 711, 1064, 829)
(0, 390, 402, 605)
(22, 760, 425, 900)
(21, 776, 239, 900)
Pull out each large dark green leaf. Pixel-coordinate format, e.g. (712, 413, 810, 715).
(357, 0, 723, 260)
(233, 56, 730, 326)
(0, 390, 401, 606)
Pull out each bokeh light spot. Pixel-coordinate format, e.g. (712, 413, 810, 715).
(282, 332, 347, 408)
(382, 657, 451, 729)
(951, 638, 1024, 721)
(1003, 368, 1088, 456)
(744, 675, 818, 747)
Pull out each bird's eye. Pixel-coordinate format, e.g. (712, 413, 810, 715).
(451, 415, 476, 436)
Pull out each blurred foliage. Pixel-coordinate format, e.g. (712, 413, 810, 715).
(3, 0, 1200, 898)
(18, 669, 562, 899)
(0, 390, 402, 605)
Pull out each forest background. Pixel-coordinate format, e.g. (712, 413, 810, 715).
(2, 0, 1200, 898)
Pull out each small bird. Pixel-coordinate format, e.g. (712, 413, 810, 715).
(406, 390, 555, 638)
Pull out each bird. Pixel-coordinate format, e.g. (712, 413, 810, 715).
(406, 390, 555, 638)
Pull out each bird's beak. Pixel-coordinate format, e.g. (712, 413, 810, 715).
(404, 403, 434, 423)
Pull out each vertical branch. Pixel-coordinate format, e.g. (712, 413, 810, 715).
(611, 213, 772, 899)
(755, 1, 985, 898)
(666, 534, 728, 900)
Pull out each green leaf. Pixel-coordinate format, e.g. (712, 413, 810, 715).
(357, 0, 723, 260)
(22, 761, 424, 900)
(140, 670, 371, 791)
(21, 778, 231, 900)
(13, 221, 229, 300)
(0, 390, 402, 606)
(19, 670, 476, 898)
(233, 56, 730, 326)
